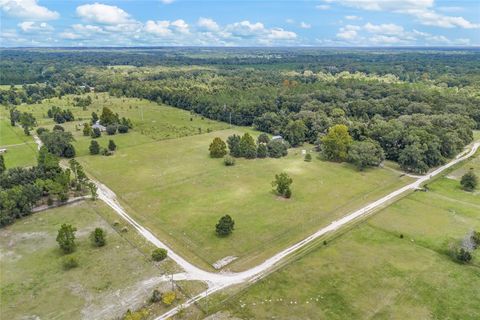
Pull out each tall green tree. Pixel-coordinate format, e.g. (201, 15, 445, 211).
(272, 172, 293, 198)
(227, 134, 241, 157)
(209, 137, 227, 158)
(320, 124, 353, 162)
(56, 224, 77, 254)
(89, 140, 100, 155)
(215, 215, 235, 236)
(239, 133, 257, 159)
(283, 120, 307, 147)
(348, 140, 385, 170)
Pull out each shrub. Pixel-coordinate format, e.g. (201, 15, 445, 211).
(150, 289, 162, 303)
(56, 224, 77, 254)
(209, 137, 227, 158)
(53, 124, 64, 132)
(461, 170, 478, 191)
(304, 153, 312, 162)
(162, 291, 176, 306)
(267, 139, 288, 158)
(118, 124, 129, 133)
(256, 143, 268, 158)
(89, 140, 100, 155)
(106, 124, 117, 135)
(90, 228, 106, 247)
(272, 172, 293, 198)
(151, 248, 168, 261)
(91, 127, 101, 138)
(62, 256, 79, 270)
(216, 214, 235, 236)
(472, 231, 480, 249)
(108, 139, 117, 151)
(224, 155, 236, 166)
(63, 144, 76, 158)
(257, 133, 270, 144)
(36, 127, 48, 135)
(456, 248, 472, 263)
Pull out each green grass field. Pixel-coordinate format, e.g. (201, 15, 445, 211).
(209, 153, 480, 320)
(0, 200, 207, 320)
(0, 118, 37, 168)
(76, 127, 412, 271)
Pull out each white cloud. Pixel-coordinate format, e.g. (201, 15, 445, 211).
(0, 0, 59, 20)
(316, 4, 331, 10)
(171, 19, 189, 34)
(198, 17, 220, 31)
(300, 22, 311, 29)
(336, 25, 360, 40)
(267, 28, 297, 40)
(144, 20, 173, 37)
(286, 18, 295, 24)
(76, 3, 132, 25)
(60, 32, 81, 40)
(345, 15, 361, 20)
(18, 21, 53, 32)
(363, 22, 403, 35)
(324, 0, 479, 29)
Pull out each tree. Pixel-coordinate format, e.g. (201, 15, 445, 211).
(118, 124, 129, 133)
(239, 133, 257, 159)
(224, 155, 235, 166)
(398, 143, 428, 174)
(0, 155, 5, 174)
(19, 112, 36, 135)
(91, 127, 101, 138)
(320, 124, 353, 162)
(257, 133, 270, 144)
(284, 120, 307, 147)
(91, 112, 99, 124)
(90, 228, 106, 247)
(39, 131, 75, 158)
(106, 125, 117, 135)
(227, 134, 241, 157)
(216, 215, 234, 236)
(209, 137, 227, 158)
(63, 144, 76, 158)
(100, 107, 118, 126)
(88, 182, 98, 200)
(53, 124, 64, 132)
(461, 170, 478, 191)
(348, 140, 385, 170)
(108, 139, 117, 151)
(272, 172, 293, 198)
(56, 224, 77, 254)
(456, 248, 472, 263)
(267, 139, 288, 158)
(151, 248, 168, 261)
(69, 158, 87, 190)
(257, 143, 268, 158)
(89, 140, 100, 155)
(83, 123, 92, 136)
(304, 153, 312, 162)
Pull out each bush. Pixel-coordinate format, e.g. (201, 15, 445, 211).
(257, 133, 270, 144)
(456, 248, 472, 263)
(162, 291, 176, 306)
(267, 139, 288, 158)
(53, 124, 64, 132)
(272, 172, 293, 198)
(63, 144, 76, 158)
(90, 228, 106, 247)
(151, 248, 168, 261)
(256, 143, 268, 158)
(89, 140, 100, 155)
(118, 124, 129, 133)
(91, 127, 101, 138)
(304, 153, 312, 162)
(36, 127, 48, 135)
(150, 289, 162, 303)
(56, 224, 77, 254)
(62, 256, 79, 270)
(106, 124, 117, 135)
(461, 170, 478, 191)
(216, 214, 235, 236)
(224, 155, 236, 166)
(108, 139, 117, 151)
(209, 137, 227, 158)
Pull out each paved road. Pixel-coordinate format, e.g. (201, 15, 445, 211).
(32, 135, 480, 319)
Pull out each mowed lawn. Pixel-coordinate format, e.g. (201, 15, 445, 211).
(0, 117, 37, 168)
(77, 128, 412, 271)
(217, 154, 480, 320)
(0, 201, 182, 320)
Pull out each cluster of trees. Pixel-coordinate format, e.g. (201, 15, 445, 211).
(209, 133, 289, 160)
(73, 95, 92, 107)
(56, 224, 106, 270)
(9, 108, 36, 135)
(39, 128, 76, 158)
(0, 148, 96, 226)
(47, 106, 75, 124)
(91, 107, 132, 135)
(89, 139, 116, 156)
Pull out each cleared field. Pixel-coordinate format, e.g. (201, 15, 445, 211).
(0, 201, 203, 320)
(0, 118, 37, 168)
(77, 128, 412, 271)
(210, 154, 480, 320)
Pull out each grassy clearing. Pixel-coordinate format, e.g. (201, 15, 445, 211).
(0, 118, 37, 168)
(77, 128, 412, 271)
(0, 201, 203, 320)
(208, 154, 480, 320)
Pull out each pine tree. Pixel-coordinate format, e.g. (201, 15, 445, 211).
(209, 137, 227, 158)
(239, 133, 257, 159)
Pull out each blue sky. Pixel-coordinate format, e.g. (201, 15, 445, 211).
(1, 0, 479, 46)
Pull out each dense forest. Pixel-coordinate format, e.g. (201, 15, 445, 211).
(1, 48, 479, 174)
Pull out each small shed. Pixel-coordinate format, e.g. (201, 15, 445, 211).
(272, 135, 283, 140)
(92, 120, 106, 132)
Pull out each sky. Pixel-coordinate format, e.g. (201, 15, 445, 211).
(0, 0, 479, 47)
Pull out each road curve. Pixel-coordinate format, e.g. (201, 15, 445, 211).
(32, 135, 479, 319)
